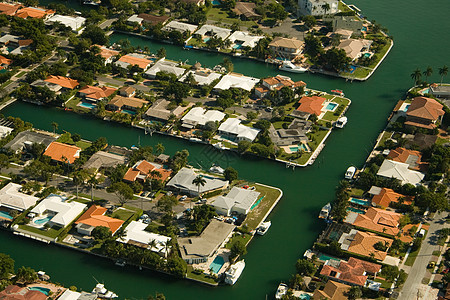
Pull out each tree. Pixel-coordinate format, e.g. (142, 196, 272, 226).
(164, 82, 190, 103)
(346, 286, 362, 300)
(155, 143, 165, 155)
(92, 226, 112, 240)
(411, 68, 421, 85)
(81, 25, 109, 45)
(230, 240, 247, 259)
(156, 47, 166, 58)
(439, 65, 448, 85)
(222, 57, 233, 73)
(148, 292, 166, 300)
(192, 175, 206, 196)
(423, 66, 433, 83)
(246, 111, 258, 121)
(224, 167, 238, 183)
(295, 259, 316, 276)
(0, 253, 14, 280)
(380, 265, 400, 282)
(254, 119, 271, 131)
(237, 140, 251, 154)
(0, 154, 9, 171)
(16, 266, 37, 284)
(87, 174, 99, 202)
(72, 170, 88, 199)
(108, 182, 134, 205)
(303, 15, 316, 29)
(322, 47, 351, 72)
(51, 121, 58, 134)
(156, 194, 178, 214)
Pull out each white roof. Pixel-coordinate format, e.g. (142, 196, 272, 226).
(211, 186, 260, 213)
(0, 125, 13, 138)
(164, 21, 198, 34)
(178, 69, 222, 86)
(0, 182, 39, 211)
(218, 118, 260, 141)
(166, 168, 228, 194)
(181, 107, 225, 126)
(144, 59, 186, 78)
(368, 186, 382, 195)
(31, 194, 87, 227)
(10, 46, 28, 55)
(118, 221, 171, 256)
(226, 31, 264, 48)
(57, 289, 82, 300)
(127, 14, 143, 24)
(214, 73, 260, 91)
(46, 14, 86, 32)
(195, 24, 232, 40)
(0, 34, 19, 44)
(377, 160, 425, 186)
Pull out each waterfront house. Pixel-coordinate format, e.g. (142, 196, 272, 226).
(0, 285, 47, 300)
(269, 119, 311, 147)
(430, 83, 450, 99)
(178, 219, 235, 264)
(312, 280, 351, 300)
(83, 151, 127, 172)
(180, 0, 205, 6)
(386, 147, 427, 171)
(43, 142, 81, 164)
(45, 14, 86, 34)
(58, 289, 82, 300)
(31, 79, 62, 93)
(3, 130, 56, 154)
(404, 133, 437, 150)
(163, 21, 198, 35)
(181, 107, 225, 129)
(214, 73, 260, 92)
(123, 160, 172, 183)
(377, 159, 425, 185)
(405, 96, 444, 129)
(178, 69, 222, 86)
(78, 85, 117, 103)
(218, 118, 261, 142)
(166, 167, 228, 196)
(194, 24, 232, 41)
(327, 29, 354, 40)
(339, 229, 393, 261)
(31, 194, 87, 228)
(226, 31, 263, 50)
(370, 187, 413, 208)
(337, 38, 372, 61)
(96, 45, 120, 65)
(114, 53, 152, 71)
(0, 182, 39, 213)
(268, 37, 304, 60)
(320, 257, 381, 287)
(211, 186, 261, 216)
(15, 6, 54, 19)
(232, 2, 261, 20)
(144, 59, 186, 79)
(296, 95, 326, 117)
(255, 75, 306, 98)
(0, 3, 21, 16)
(144, 99, 190, 121)
(118, 86, 136, 97)
(118, 221, 171, 257)
(298, 0, 338, 16)
(127, 13, 169, 27)
(0, 125, 12, 139)
(75, 205, 124, 235)
(349, 207, 402, 236)
(44, 75, 79, 90)
(329, 15, 364, 33)
(106, 95, 148, 112)
(0, 55, 12, 68)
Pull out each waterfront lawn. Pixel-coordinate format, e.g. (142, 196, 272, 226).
(377, 131, 392, 148)
(349, 188, 365, 197)
(308, 129, 329, 151)
(76, 140, 92, 150)
(19, 224, 65, 239)
(243, 183, 282, 230)
(206, 7, 256, 28)
(322, 111, 339, 121)
(225, 232, 252, 248)
(186, 266, 218, 285)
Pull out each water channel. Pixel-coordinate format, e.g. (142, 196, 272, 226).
(1, 0, 449, 298)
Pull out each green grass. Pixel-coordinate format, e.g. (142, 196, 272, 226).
(243, 183, 282, 230)
(322, 111, 339, 121)
(75, 140, 92, 150)
(78, 193, 102, 201)
(186, 266, 218, 285)
(405, 246, 421, 266)
(378, 131, 392, 147)
(16, 71, 26, 78)
(111, 208, 135, 221)
(350, 188, 365, 197)
(225, 232, 252, 249)
(19, 224, 65, 239)
(374, 278, 392, 289)
(71, 197, 92, 204)
(436, 138, 448, 146)
(206, 7, 257, 28)
(308, 129, 329, 150)
(433, 250, 441, 256)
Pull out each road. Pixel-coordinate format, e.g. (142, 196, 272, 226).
(99, 17, 118, 30)
(97, 75, 151, 92)
(398, 212, 449, 300)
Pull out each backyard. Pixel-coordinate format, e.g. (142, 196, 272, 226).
(243, 183, 282, 230)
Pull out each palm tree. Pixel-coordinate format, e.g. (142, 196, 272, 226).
(192, 175, 206, 197)
(72, 170, 87, 199)
(87, 174, 99, 202)
(51, 122, 58, 134)
(439, 65, 448, 86)
(423, 66, 433, 83)
(155, 143, 165, 155)
(321, 3, 330, 17)
(410, 68, 421, 86)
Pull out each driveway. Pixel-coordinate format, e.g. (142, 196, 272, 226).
(261, 16, 307, 41)
(97, 75, 151, 92)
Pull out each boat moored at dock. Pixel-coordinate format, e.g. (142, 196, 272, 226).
(224, 260, 245, 285)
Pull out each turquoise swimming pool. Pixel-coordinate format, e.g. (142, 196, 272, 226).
(78, 102, 96, 109)
(325, 102, 338, 111)
(34, 216, 53, 225)
(28, 287, 50, 295)
(349, 198, 370, 206)
(212, 0, 221, 4)
(347, 207, 366, 214)
(209, 256, 225, 273)
(233, 44, 242, 49)
(251, 196, 265, 210)
(289, 144, 309, 153)
(203, 37, 210, 43)
(0, 211, 13, 220)
(122, 109, 136, 115)
(364, 53, 371, 58)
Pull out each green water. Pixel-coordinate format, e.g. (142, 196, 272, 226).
(1, 0, 450, 298)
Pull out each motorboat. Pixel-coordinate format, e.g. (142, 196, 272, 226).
(209, 164, 225, 174)
(213, 142, 230, 150)
(331, 89, 345, 96)
(92, 283, 118, 299)
(345, 166, 356, 180)
(189, 137, 202, 143)
(256, 221, 271, 235)
(279, 61, 307, 73)
(318, 203, 331, 219)
(115, 259, 126, 267)
(334, 116, 347, 128)
(275, 283, 289, 299)
(224, 260, 245, 285)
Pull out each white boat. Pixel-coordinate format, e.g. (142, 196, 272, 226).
(345, 166, 356, 180)
(92, 283, 118, 299)
(279, 61, 307, 73)
(213, 142, 230, 150)
(335, 116, 347, 128)
(256, 221, 271, 235)
(209, 165, 225, 174)
(115, 259, 126, 267)
(275, 283, 289, 299)
(319, 203, 331, 219)
(224, 260, 245, 285)
(189, 137, 202, 143)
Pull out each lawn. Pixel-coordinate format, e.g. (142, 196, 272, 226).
(308, 129, 329, 151)
(78, 193, 102, 201)
(378, 131, 392, 147)
(186, 266, 218, 285)
(206, 7, 257, 28)
(374, 278, 392, 289)
(243, 183, 282, 230)
(225, 232, 252, 249)
(322, 110, 339, 121)
(405, 246, 421, 266)
(350, 188, 365, 197)
(111, 208, 136, 221)
(16, 71, 26, 78)
(19, 224, 65, 239)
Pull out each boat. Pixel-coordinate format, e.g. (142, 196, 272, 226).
(224, 260, 245, 285)
(331, 89, 345, 96)
(213, 142, 230, 150)
(115, 259, 126, 267)
(318, 203, 331, 219)
(279, 61, 307, 73)
(345, 166, 356, 180)
(82, 0, 99, 6)
(92, 283, 118, 299)
(256, 221, 271, 235)
(334, 116, 347, 128)
(275, 283, 288, 299)
(209, 164, 225, 174)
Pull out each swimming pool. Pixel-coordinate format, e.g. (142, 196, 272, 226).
(325, 102, 338, 111)
(209, 256, 225, 273)
(362, 26, 367, 32)
(289, 144, 309, 153)
(421, 88, 430, 94)
(349, 198, 370, 206)
(233, 44, 242, 49)
(203, 37, 210, 43)
(251, 196, 265, 210)
(78, 102, 96, 109)
(0, 211, 13, 220)
(122, 109, 136, 115)
(319, 254, 340, 262)
(364, 53, 371, 58)
(299, 294, 311, 300)
(347, 207, 366, 214)
(28, 287, 50, 295)
(212, 0, 221, 4)
(34, 216, 53, 225)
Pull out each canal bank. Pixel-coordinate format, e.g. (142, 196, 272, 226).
(1, 0, 450, 298)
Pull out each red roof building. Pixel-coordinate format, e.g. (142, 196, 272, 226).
(312, 280, 351, 300)
(0, 55, 12, 67)
(15, 7, 54, 19)
(123, 160, 172, 182)
(43, 142, 81, 164)
(79, 85, 117, 102)
(296, 95, 326, 116)
(0, 285, 47, 300)
(405, 96, 445, 129)
(351, 207, 402, 236)
(255, 75, 306, 98)
(371, 188, 413, 208)
(320, 257, 381, 287)
(75, 205, 124, 234)
(0, 3, 21, 16)
(45, 76, 79, 90)
(387, 147, 428, 171)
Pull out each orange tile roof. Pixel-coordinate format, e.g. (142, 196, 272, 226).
(0, 3, 21, 16)
(123, 168, 140, 182)
(107, 95, 148, 109)
(0, 55, 12, 66)
(117, 55, 151, 69)
(138, 13, 170, 26)
(15, 7, 54, 19)
(136, 160, 155, 174)
(352, 207, 401, 236)
(312, 281, 351, 300)
(297, 95, 325, 116)
(76, 205, 124, 234)
(406, 96, 444, 121)
(43, 142, 81, 164)
(79, 85, 117, 100)
(372, 188, 413, 208)
(96, 45, 120, 60)
(348, 231, 393, 260)
(123, 160, 172, 182)
(150, 168, 172, 182)
(45, 75, 79, 89)
(388, 147, 421, 164)
(320, 257, 381, 286)
(262, 75, 306, 90)
(0, 285, 47, 300)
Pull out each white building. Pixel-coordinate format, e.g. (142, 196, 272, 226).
(226, 31, 264, 49)
(144, 59, 186, 79)
(218, 118, 261, 142)
(163, 21, 198, 34)
(214, 73, 260, 92)
(298, 0, 338, 16)
(57, 289, 82, 300)
(127, 14, 144, 25)
(0, 125, 13, 139)
(46, 14, 86, 34)
(377, 160, 425, 186)
(166, 167, 228, 196)
(211, 187, 261, 216)
(0, 182, 39, 212)
(178, 69, 222, 86)
(181, 107, 225, 129)
(194, 24, 232, 40)
(31, 194, 87, 228)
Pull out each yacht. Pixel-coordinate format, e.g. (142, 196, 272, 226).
(331, 89, 345, 96)
(345, 166, 356, 180)
(279, 61, 307, 73)
(334, 116, 347, 128)
(92, 283, 118, 299)
(209, 164, 225, 174)
(256, 221, 271, 235)
(318, 203, 332, 219)
(224, 260, 245, 285)
(275, 283, 288, 299)
(213, 142, 230, 150)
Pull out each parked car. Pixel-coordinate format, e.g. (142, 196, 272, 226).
(180, 195, 187, 201)
(427, 261, 436, 269)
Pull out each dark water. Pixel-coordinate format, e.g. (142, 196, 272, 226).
(1, 0, 450, 298)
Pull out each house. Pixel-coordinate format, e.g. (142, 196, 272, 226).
(268, 37, 304, 60)
(106, 95, 148, 112)
(163, 21, 198, 35)
(31, 194, 87, 228)
(0, 125, 12, 139)
(178, 219, 235, 264)
(144, 99, 191, 121)
(297, 95, 326, 116)
(114, 53, 152, 70)
(405, 96, 445, 129)
(118, 86, 136, 97)
(298, 0, 338, 16)
(127, 13, 169, 27)
(118, 221, 171, 257)
(350, 207, 402, 236)
(15, 6, 54, 19)
(44, 75, 79, 90)
(0, 34, 19, 46)
(166, 167, 228, 196)
(144, 59, 186, 79)
(214, 73, 260, 92)
(58, 289, 82, 300)
(43, 142, 81, 164)
(255, 75, 306, 98)
(194, 24, 232, 41)
(83, 151, 127, 172)
(387, 147, 427, 171)
(78, 85, 117, 102)
(96, 45, 120, 65)
(404, 133, 437, 150)
(46, 14, 86, 34)
(312, 280, 351, 300)
(226, 31, 263, 50)
(0, 285, 47, 300)
(123, 160, 172, 182)
(232, 2, 261, 20)
(330, 16, 364, 33)
(371, 187, 413, 208)
(430, 83, 450, 99)
(0, 55, 12, 68)
(0, 3, 21, 16)
(75, 205, 124, 235)
(377, 159, 425, 185)
(180, 0, 206, 6)
(218, 118, 261, 142)
(181, 107, 225, 129)
(327, 29, 354, 40)
(31, 79, 62, 93)
(211, 186, 260, 216)
(269, 119, 311, 146)
(0, 182, 39, 213)
(320, 257, 381, 287)
(3, 130, 56, 153)
(339, 229, 393, 261)
(178, 69, 222, 86)
(338, 38, 373, 61)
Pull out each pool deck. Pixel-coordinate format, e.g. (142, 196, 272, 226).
(192, 248, 231, 276)
(27, 283, 65, 298)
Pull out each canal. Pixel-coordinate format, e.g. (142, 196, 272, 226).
(1, 0, 450, 298)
